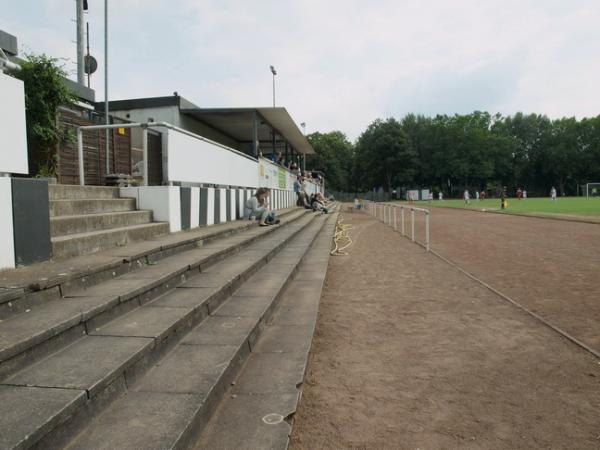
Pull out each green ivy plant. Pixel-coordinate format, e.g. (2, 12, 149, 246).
(14, 54, 76, 178)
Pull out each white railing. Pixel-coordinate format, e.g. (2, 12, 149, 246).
(365, 202, 430, 252)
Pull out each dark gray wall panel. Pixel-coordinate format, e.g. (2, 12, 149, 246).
(214, 189, 221, 224)
(12, 178, 52, 265)
(226, 190, 232, 222)
(180, 187, 191, 230)
(199, 188, 208, 226)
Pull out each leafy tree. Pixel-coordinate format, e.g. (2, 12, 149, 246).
(306, 131, 354, 191)
(355, 118, 416, 193)
(15, 54, 76, 177)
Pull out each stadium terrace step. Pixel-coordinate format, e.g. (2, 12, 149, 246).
(50, 210, 155, 237)
(51, 222, 170, 259)
(0, 208, 304, 320)
(59, 213, 331, 450)
(0, 209, 327, 450)
(196, 213, 337, 450)
(0, 209, 309, 380)
(48, 185, 119, 200)
(49, 198, 137, 217)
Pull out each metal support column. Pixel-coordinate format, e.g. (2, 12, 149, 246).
(77, 129, 85, 186)
(252, 111, 258, 157)
(142, 127, 148, 186)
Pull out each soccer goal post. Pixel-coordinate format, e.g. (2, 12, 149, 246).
(585, 183, 600, 198)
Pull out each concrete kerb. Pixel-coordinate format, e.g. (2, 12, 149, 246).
(2, 213, 322, 450)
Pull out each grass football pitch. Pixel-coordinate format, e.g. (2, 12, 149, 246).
(417, 197, 600, 216)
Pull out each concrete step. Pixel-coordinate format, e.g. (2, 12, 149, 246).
(50, 198, 137, 217)
(51, 222, 170, 259)
(50, 210, 154, 237)
(196, 214, 337, 450)
(0, 207, 305, 321)
(48, 185, 119, 200)
(0, 212, 322, 450)
(61, 214, 329, 450)
(0, 211, 310, 381)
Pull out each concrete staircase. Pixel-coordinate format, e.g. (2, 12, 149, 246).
(49, 185, 169, 259)
(0, 204, 338, 450)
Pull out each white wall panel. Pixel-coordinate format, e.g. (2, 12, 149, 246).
(0, 74, 28, 174)
(136, 186, 181, 232)
(219, 188, 227, 223)
(166, 130, 258, 187)
(229, 189, 237, 221)
(206, 188, 214, 226)
(190, 187, 200, 228)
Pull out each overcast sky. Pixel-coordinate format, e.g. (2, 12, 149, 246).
(3, 0, 600, 139)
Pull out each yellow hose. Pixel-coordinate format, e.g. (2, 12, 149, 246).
(330, 217, 353, 256)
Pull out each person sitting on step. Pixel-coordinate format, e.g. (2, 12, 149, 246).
(310, 193, 329, 214)
(244, 187, 280, 226)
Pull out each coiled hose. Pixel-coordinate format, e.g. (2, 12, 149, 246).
(330, 217, 353, 256)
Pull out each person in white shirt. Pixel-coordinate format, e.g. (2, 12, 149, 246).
(475, 191, 480, 201)
(438, 192, 443, 201)
(550, 187, 557, 202)
(464, 190, 470, 205)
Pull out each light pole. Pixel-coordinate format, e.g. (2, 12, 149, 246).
(270, 65, 276, 107)
(104, 0, 110, 177)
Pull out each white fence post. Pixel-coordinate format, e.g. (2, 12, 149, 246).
(411, 208, 415, 241)
(401, 206, 405, 236)
(393, 206, 397, 230)
(425, 211, 430, 252)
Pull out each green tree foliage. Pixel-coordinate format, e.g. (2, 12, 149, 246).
(313, 112, 600, 197)
(306, 131, 354, 191)
(15, 54, 75, 177)
(354, 118, 416, 193)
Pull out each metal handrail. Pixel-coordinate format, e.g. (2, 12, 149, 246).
(364, 201, 430, 252)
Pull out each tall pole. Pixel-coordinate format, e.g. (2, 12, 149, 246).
(104, 0, 110, 177)
(76, 0, 85, 85)
(270, 65, 276, 107)
(86, 22, 91, 88)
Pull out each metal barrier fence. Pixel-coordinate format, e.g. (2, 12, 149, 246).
(364, 201, 430, 252)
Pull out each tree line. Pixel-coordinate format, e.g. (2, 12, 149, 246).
(307, 112, 600, 197)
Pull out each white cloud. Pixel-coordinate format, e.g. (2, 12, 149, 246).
(3, 0, 600, 139)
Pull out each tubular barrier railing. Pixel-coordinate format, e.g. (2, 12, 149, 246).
(364, 201, 430, 252)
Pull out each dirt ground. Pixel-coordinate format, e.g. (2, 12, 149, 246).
(290, 212, 600, 450)
(417, 206, 600, 353)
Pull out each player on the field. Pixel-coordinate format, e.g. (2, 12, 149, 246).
(550, 186, 557, 202)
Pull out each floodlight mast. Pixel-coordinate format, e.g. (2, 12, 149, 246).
(270, 65, 277, 107)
